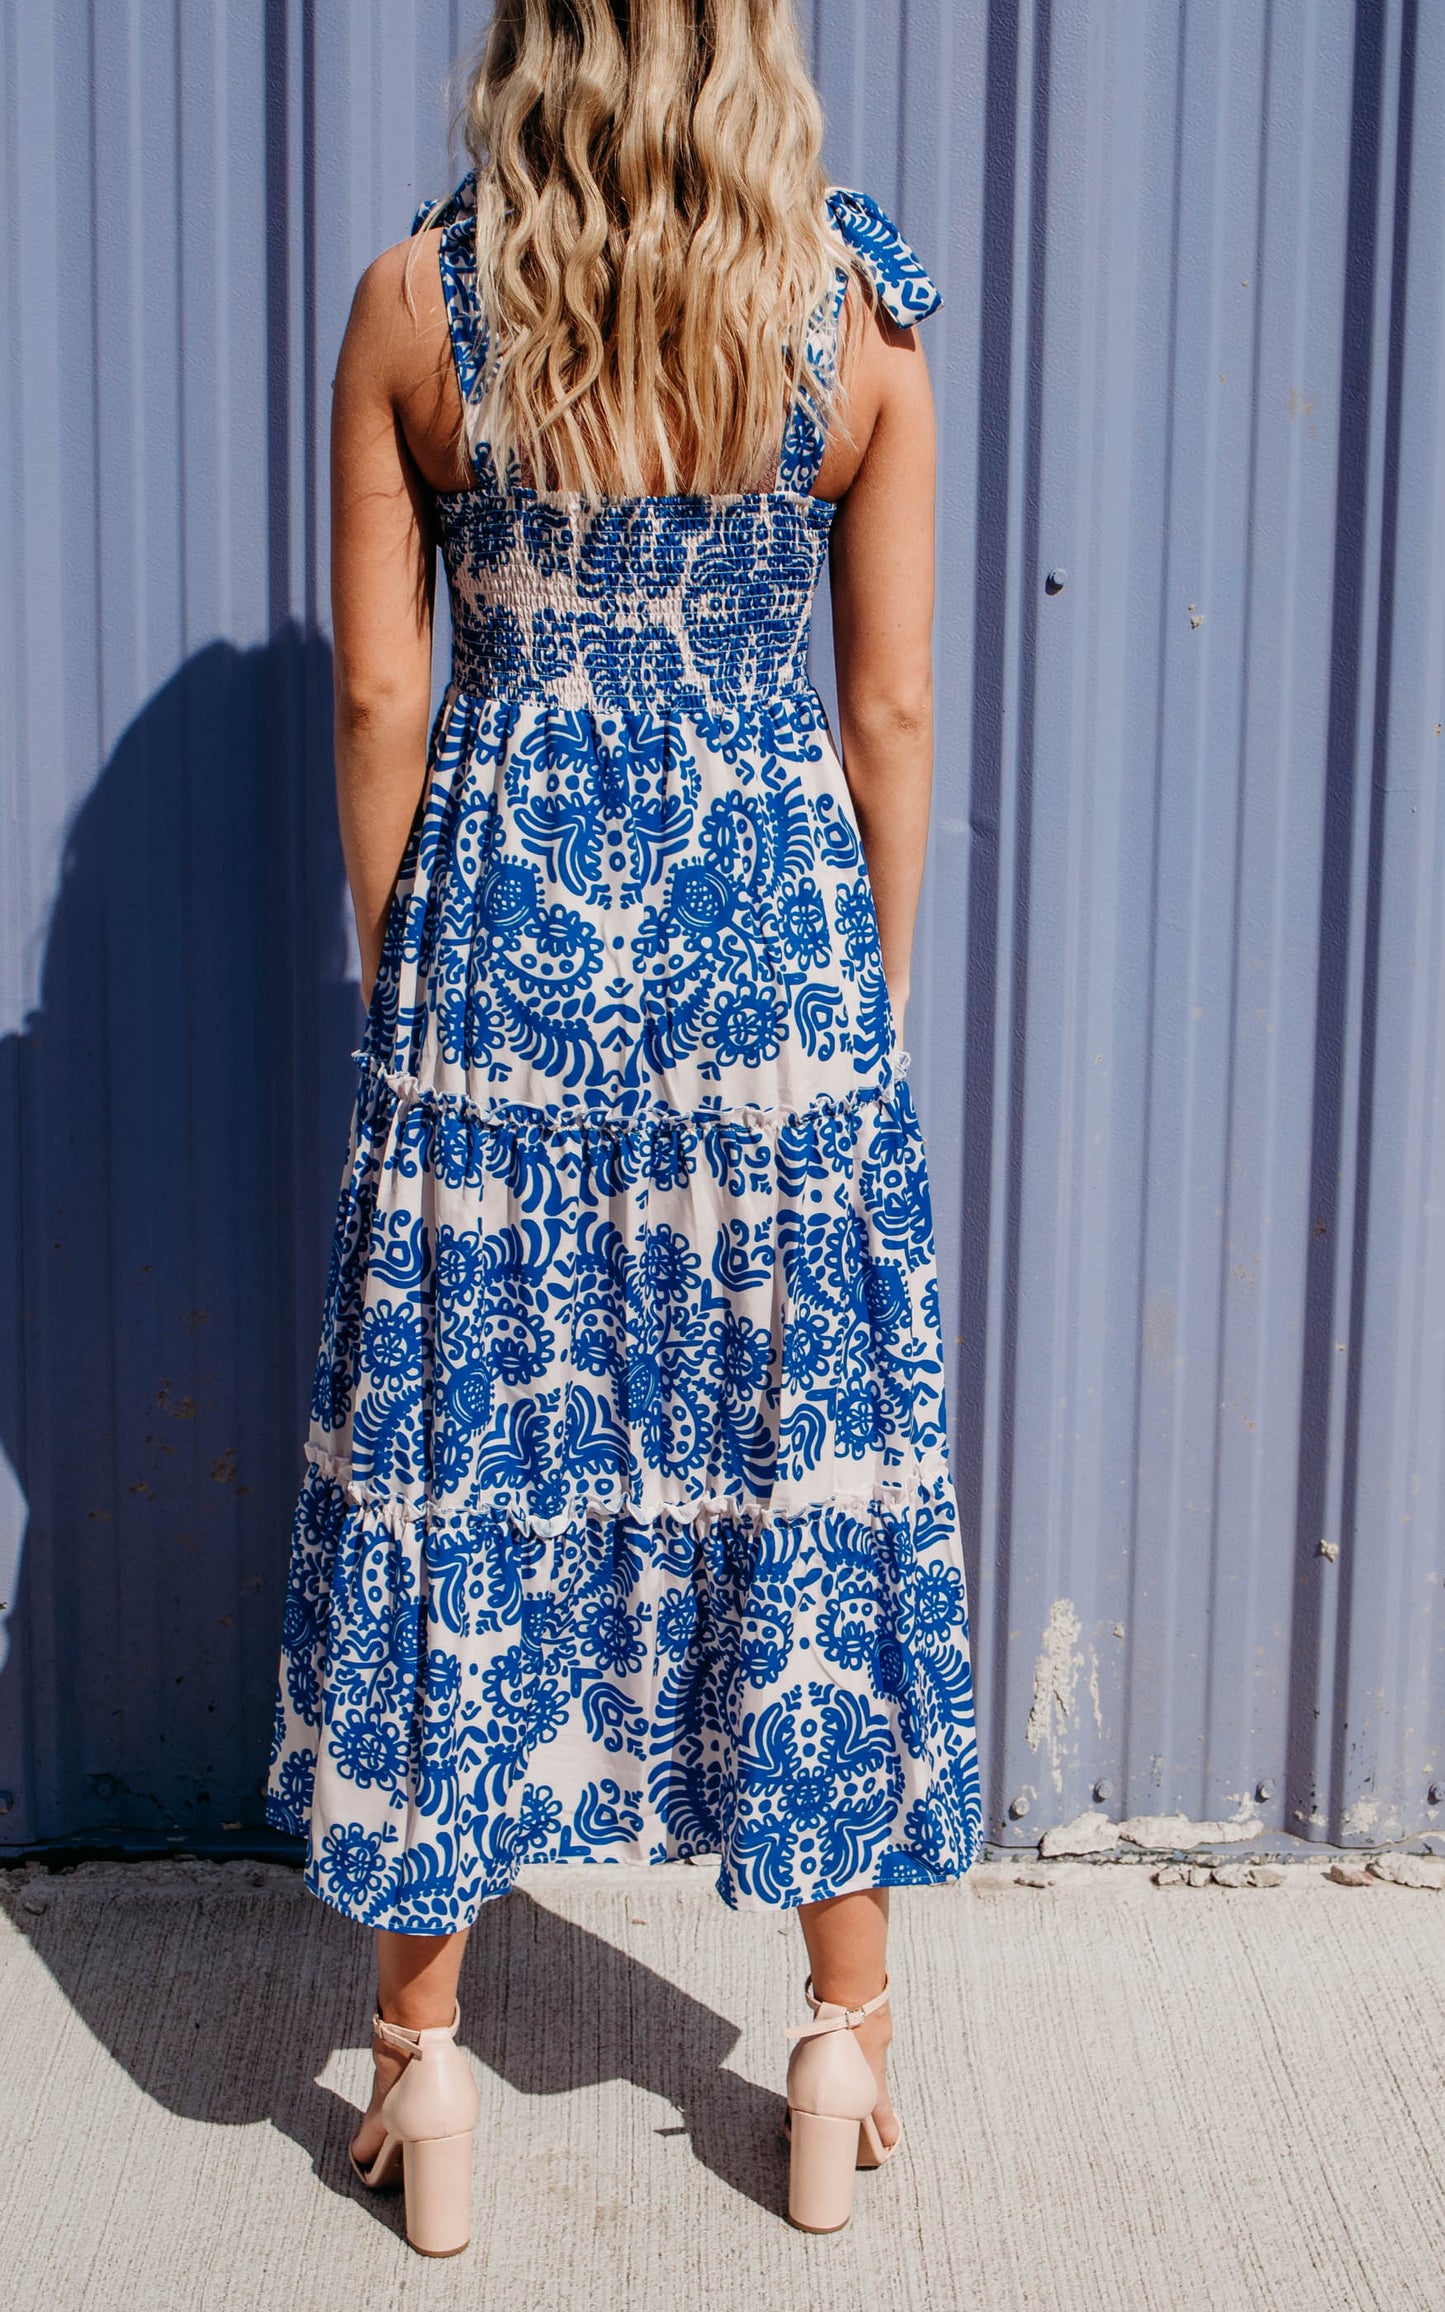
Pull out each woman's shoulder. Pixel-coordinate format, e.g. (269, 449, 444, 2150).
(333, 223, 470, 496)
(824, 185, 942, 328)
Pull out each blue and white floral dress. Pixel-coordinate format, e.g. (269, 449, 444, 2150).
(267, 172, 983, 1928)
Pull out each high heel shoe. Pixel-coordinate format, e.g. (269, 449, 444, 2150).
(348, 2001, 480, 2257)
(784, 1972, 902, 2232)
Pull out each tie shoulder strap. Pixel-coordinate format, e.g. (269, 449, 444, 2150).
(409, 169, 489, 463)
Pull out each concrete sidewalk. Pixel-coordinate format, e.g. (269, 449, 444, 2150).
(0, 1855, 1440, 2312)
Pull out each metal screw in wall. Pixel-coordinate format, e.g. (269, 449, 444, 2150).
(1430, 1783, 1443, 1807)
(1255, 1780, 1275, 1803)
(1093, 1779, 1114, 1804)
(1045, 568, 1067, 595)
(1008, 1794, 1030, 1819)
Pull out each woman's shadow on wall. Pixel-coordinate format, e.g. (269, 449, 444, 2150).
(0, 627, 355, 1843)
(0, 626, 782, 2219)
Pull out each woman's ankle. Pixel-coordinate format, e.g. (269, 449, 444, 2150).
(377, 1993, 452, 2031)
(808, 1970, 888, 2009)
(373, 1926, 468, 2035)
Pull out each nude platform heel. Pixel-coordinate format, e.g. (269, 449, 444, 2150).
(349, 2002, 480, 2257)
(784, 1973, 901, 2233)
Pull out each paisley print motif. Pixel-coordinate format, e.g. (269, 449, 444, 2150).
(267, 171, 983, 1923)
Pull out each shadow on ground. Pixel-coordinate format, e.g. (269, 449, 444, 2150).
(0, 1871, 787, 2223)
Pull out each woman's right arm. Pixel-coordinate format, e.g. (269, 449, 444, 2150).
(826, 299, 938, 1046)
(330, 247, 440, 1006)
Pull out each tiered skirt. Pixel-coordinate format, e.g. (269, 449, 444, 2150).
(267, 687, 983, 1927)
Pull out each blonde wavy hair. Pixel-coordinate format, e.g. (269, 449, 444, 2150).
(422, 0, 847, 496)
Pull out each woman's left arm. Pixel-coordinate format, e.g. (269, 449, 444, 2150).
(330, 245, 439, 1006)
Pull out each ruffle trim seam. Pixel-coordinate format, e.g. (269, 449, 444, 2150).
(303, 1439, 951, 1534)
(351, 1049, 911, 1141)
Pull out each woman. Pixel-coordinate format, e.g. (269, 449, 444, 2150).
(268, 0, 981, 2251)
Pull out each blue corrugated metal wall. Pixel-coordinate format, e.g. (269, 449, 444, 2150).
(2, 2, 1441, 1854)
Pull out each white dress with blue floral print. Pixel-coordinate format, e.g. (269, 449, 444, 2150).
(267, 173, 984, 1927)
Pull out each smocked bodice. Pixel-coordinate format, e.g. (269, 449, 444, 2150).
(437, 485, 834, 713)
(415, 170, 940, 718)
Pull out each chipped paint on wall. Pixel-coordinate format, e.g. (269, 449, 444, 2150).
(1025, 1599, 1084, 1793)
(1088, 1644, 1104, 1738)
(1341, 1793, 1407, 1843)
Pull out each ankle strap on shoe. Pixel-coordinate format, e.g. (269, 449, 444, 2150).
(372, 2015, 423, 2061)
(786, 1972, 891, 2042)
(371, 2000, 461, 2061)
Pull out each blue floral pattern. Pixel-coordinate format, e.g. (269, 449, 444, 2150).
(267, 172, 982, 1923)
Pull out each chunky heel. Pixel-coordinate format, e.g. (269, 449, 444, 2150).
(788, 2110, 864, 2231)
(349, 2001, 480, 2257)
(402, 2132, 474, 2256)
(783, 1972, 900, 2233)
